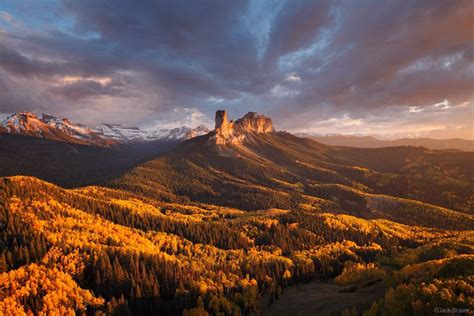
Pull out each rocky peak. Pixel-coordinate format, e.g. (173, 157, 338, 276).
(214, 110, 234, 141)
(234, 112, 274, 134)
(211, 110, 274, 145)
(4, 112, 38, 125)
(19, 111, 38, 119)
(41, 113, 58, 123)
(1, 111, 115, 146)
(215, 110, 228, 129)
(41, 113, 73, 127)
(1, 112, 42, 133)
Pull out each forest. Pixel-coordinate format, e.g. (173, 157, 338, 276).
(1, 176, 472, 315)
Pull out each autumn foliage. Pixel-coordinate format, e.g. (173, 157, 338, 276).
(0, 176, 472, 315)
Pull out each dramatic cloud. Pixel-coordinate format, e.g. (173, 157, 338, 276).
(0, 0, 472, 138)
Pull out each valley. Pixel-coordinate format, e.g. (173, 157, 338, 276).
(261, 280, 387, 316)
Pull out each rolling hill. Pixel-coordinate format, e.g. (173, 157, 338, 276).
(1, 175, 472, 315)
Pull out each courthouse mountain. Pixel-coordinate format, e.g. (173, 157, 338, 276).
(113, 110, 474, 221)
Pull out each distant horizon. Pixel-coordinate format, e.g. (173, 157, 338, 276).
(1, 109, 473, 141)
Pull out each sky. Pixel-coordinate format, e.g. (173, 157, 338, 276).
(0, 0, 473, 139)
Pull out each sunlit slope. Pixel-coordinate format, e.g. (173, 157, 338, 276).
(111, 132, 474, 225)
(1, 176, 473, 315)
(1, 176, 472, 314)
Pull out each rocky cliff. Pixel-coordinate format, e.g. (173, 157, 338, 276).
(212, 110, 274, 145)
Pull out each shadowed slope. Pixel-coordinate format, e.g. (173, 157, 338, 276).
(111, 112, 474, 228)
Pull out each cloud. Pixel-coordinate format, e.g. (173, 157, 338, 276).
(271, 84, 299, 97)
(48, 79, 128, 101)
(0, 0, 472, 138)
(433, 99, 451, 110)
(286, 73, 301, 82)
(409, 106, 423, 113)
(264, 0, 332, 64)
(61, 76, 111, 85)
(144, 107, 213, 130)
(206, 96, 224, 103)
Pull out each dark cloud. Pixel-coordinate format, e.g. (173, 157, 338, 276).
(282, 0, 474, 124)
(48, 80, 127, 101)
(0, 0, 472, 138)
(0, 45, 44, 76)
(264, 0, 332, 64)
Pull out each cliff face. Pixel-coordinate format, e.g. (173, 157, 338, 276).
(234, 112, 274, 134)
(212, 110, 274, 145)
(214, 110, 234, 142)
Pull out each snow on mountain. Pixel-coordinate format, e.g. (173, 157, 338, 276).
(92, 123, 210, 142)
(1, 112, 49, 136)
(1, 111, 211, 145)
(0, 112, 114, 146)
(92, 124, 151, 142)
(41, 114, 97, 141)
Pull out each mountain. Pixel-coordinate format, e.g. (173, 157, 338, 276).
(0, 113, 209, 187)
(1, 112, 211, 146)
(0, 133, 150, 187)
(93, 123, 210, 143)
(113, 110, 474, 219)
(296, 133, 474, 151)
(0, 112, 115, 146)
(210, 110, 274, 145)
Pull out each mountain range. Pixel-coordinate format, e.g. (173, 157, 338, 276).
(0, 112, 210, 145)
(0, 112, 115, 146)
(113, 110, 474, 218)
(1, 110, 473, 315)
(296, 133, 474, 151)
(93, 123, 210, 143)
(2, 111, 472, 152)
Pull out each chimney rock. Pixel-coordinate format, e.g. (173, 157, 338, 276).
(215, 110, 228, 129)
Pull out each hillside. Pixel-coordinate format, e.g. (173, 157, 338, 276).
(1, 176, 472, 315)
(112, 112, 474, 218)
(0, 134, 179, 187)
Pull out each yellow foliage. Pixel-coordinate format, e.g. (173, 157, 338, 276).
(0, 263, 103, 315)
(334, 261, 386, 285)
